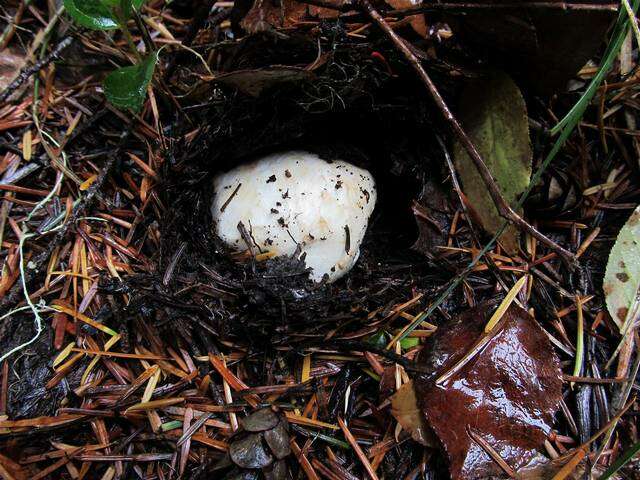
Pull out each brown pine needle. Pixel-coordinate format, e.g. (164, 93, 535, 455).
(338, 417, 379, 480)
(467, 427, 516, 478)
(291, 439, 320, 480)
(551, 447, 587, 480)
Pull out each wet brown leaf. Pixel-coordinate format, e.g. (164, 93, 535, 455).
(263, 459, 288, 480)
(414, 302, 562, 480)
(241, 408, 280, 432)
(263, 420, 291, 459)
(229, 433, 274, 469)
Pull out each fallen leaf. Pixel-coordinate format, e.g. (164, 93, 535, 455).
(240, 408, 280, 432)
(229, 409, 291, 471)
(229, 433, 274, 469)
(385, 0, 427, 37)
(446, 2, 616, 94)
(411, 178, 453, 256)
(389, 380, 434, 446)
(263, 421, 291, 459)
(414, 302, 562, 480)
(263, 459, 288, 480)
(240, 0, 341, 33)
(603, 205, 640, 329)
(453, 70, 532, 254)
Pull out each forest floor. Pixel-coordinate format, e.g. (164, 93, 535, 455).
(1, 0, 640, 479)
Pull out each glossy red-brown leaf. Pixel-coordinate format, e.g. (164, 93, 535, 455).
(414, 302, 562, 480)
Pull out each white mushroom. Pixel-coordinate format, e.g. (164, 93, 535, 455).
(211, 151, 377, 282)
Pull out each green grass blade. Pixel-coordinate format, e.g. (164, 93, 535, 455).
(600, 440, 640, 479)
(551, 0, 639, 136)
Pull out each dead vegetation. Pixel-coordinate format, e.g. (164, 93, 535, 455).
(0, 0, 640, 479)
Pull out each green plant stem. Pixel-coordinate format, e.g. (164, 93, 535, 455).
(121, 22, 142, 62)
(115, 8, 142, 62)
(572, 297, 584, 381)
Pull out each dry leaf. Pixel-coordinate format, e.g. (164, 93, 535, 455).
(384, 0, 427, 37)
(240, 0, 341, 33)
(390, 380, 434, 446)
(603, 205, 640, 329)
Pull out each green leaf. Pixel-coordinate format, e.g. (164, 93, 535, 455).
(453, 71, 532, 254)
(64, 0, 146, 30)
(603, 205, 640, 330)
(400, 337, 419, 349)
(367, 331, 388, 349)
(103, 53, 157, 111)
(64, 0, 119, 30)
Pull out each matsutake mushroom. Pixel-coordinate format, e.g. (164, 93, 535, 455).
(211, 151, 377, 282)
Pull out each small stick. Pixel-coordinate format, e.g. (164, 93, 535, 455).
(437, 134, 510, 292)
(357, 0, 577, 265)
(0, 37, 72, 103)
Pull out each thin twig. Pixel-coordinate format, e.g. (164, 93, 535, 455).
(467, 427, 517, 478)
(297, 0, 619, 13)
(0, 37, 72, 103)
(321, 340, 429, 373)
(436, 134, 509, 292)
(338, 417, 379, 480)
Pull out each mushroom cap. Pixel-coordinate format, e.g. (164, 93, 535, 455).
(211, 151, 377, 282)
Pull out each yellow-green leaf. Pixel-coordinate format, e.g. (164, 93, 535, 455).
(453, 71, 532, 253)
